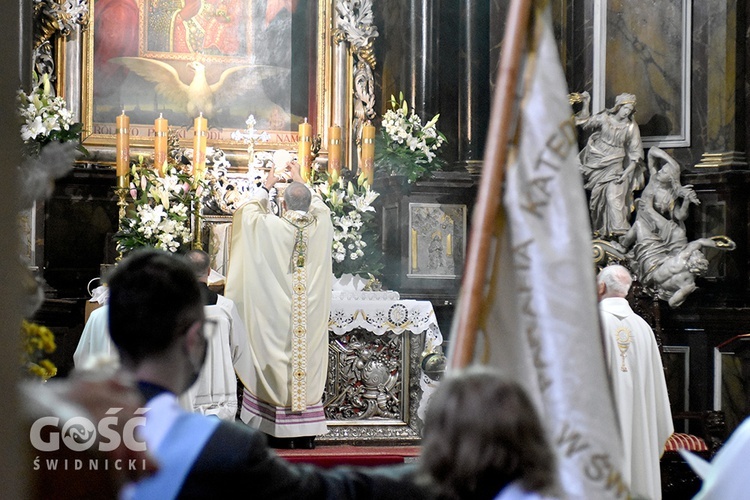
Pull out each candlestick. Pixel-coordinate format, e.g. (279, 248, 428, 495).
(115, 110, 130, 182)
(298, 118, 312, 182)
(361, 122, 375, 185)
(154, 113, 168, 174)
(328, 125, 342, 176)
(193, 113, 208, 179)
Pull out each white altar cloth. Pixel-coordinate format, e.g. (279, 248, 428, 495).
(329, 298, 443, 352)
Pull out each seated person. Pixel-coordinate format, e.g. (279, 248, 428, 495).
(417, 365, 557, 500)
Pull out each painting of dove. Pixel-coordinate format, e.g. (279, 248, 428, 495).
(110, 57, 289, 125)
(88, 0, 307, 142)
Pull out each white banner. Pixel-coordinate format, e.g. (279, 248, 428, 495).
(468, 5, 628, 499)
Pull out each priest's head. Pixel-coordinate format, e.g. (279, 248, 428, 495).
(596, 264, 633, 301)
(107, 249, 208, 394)
(185, 248, 211, 283)
(283, 181, 312, 212)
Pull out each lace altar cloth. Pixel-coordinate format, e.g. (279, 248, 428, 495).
(329, 298, 443, 350)
(331, 290, 400, 301)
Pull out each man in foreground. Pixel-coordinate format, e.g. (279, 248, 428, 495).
(108, 249, 424, 498)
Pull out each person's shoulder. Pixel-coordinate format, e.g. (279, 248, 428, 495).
(90, 305, 109, 319)
(202, 420, 267, 458)
(215, 294, 233, 307)
(494, 481, 558, 500)
(208, 295, 235, 318)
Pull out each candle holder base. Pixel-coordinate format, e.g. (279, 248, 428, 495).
(115, 185, 129, 262)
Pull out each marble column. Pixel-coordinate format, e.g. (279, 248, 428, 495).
(456, 0, 489, 173)
(692, 0, 747, 169)
(405, 0, 439, 120)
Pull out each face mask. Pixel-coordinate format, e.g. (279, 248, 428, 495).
(182, 323, 208, 392)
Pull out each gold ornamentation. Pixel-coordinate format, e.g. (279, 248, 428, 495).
(284, 212, 315, 412)
(615, 326, 632, 372)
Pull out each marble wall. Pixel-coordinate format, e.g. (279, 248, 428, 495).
(564, 0, 747, 167)
(376, 0, 490, 169)
(604, 0, 686, 142)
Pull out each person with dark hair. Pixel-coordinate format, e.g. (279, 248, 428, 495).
(107, 249, 428, 499)
(417, 365, 557, 500)
(596, 265, 673, 500)
(225, 161, 333, 448)
(181, 249, 251, 420)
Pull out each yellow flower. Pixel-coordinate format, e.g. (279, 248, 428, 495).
(39, 359, 58, 377)
(21, 320, 57, 380)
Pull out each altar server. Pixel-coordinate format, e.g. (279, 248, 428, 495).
(180, 249, 252, 420)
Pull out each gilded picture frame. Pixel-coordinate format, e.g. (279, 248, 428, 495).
(75, 0, 333, 156)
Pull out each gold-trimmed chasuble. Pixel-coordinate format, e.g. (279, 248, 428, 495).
(283, 211, 315, 412)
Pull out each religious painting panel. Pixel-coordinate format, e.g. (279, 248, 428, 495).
(593, 0, 691, 147)
(81, 0, 329, 154)
(407, 203, 467, 280)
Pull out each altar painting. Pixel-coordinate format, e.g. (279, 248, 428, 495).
(84, 0, 313, 149)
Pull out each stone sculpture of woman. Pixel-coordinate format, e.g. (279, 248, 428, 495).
(638, 146, 700, 231)
(573, 91, 645, 238)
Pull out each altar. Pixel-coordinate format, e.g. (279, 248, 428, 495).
(319, 291, 443, 444)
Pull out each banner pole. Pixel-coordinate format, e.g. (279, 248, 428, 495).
(449, 0, 535, 369)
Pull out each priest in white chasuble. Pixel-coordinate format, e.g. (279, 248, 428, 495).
(597, 265, 674, 500)
(225, 161, 333, 448)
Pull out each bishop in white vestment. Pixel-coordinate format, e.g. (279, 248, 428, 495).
(597, 265, 674, 500)
(224, 172, 333, 439)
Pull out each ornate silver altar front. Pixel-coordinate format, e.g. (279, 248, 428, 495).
(319, 296, 443, 444)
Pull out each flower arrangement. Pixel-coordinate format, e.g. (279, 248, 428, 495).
(21, 320, 57, 380)
(17, 72, 84, 156)
(311, 168, 383, 277)
(113, 158, 207, 254)
(375, 92, 446, 183)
